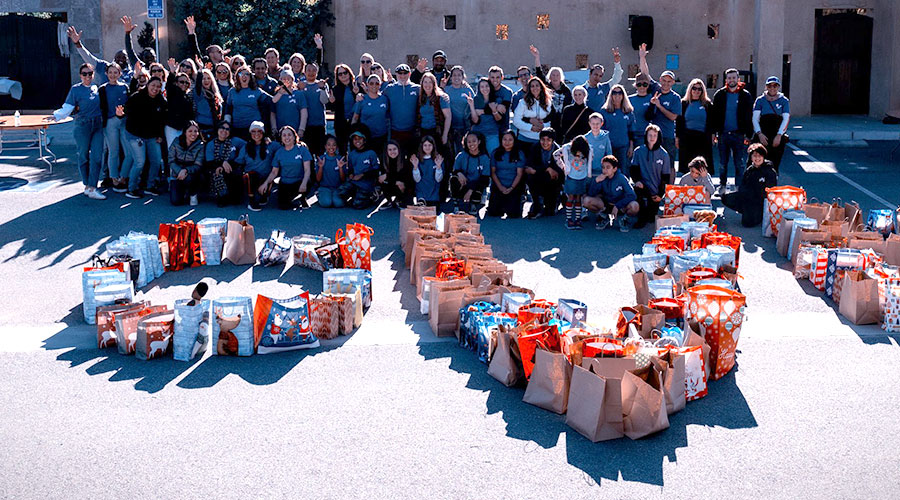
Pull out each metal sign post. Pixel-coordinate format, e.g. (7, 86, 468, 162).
(147, 0, 165, 59)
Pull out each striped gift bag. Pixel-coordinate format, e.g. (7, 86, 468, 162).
(809, 248, 832, 291)
(310, 296, 340, 340)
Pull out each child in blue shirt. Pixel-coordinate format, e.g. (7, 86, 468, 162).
(316, 135, 346, 208)
(553, 135, 593, 229)
(450, 131, 491, 214)
(411, 136, 445, 206)
(630, 123, 674, 228)
(584, 155, 639, 232)
(487, 130, 526, 218)
(338, 128, 380, 209)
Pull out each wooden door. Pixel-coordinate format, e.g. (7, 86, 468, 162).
(0, 14, 71, 110)
(811, 12, 872, 114)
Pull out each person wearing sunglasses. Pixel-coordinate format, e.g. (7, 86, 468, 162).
(675, 78, 715, 175)
(752, 76, 790, 172)
(121, 75, 167, 198)
(383, 63, 420, 156)
(356, 53, 376, 89)
(509, 65, 534, 122)
(224, 65, 273, 141)
(204, 121, 246, 206)
(352, 74, 390, 155)
(583, 48, 624, 113)
(711, 68, 753, 194)
(164, 58, 197, 148)
(328, 63, 359, 155)
(628, 72, 655, 146)
(213, 62, 233, 97)
(600, 84, 636, 168)
(52, 63, 106, 200)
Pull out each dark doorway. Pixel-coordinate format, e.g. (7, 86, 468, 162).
(0, 13, 71, 110)
(812, 10, 872, 114)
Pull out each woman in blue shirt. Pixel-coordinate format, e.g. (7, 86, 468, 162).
(270, 70, 308, 133)
(268, 126, 312, 210)
(225, 66, 271, 142)
(417, 73, 452, 148)
(236, 121, 277, 211)
(53, 63, 106, 199)
(299, 62, 331, 157)
(316, 135, 346, 208)
(338, 129, 381, 209)
(352, 74, 390, 155)
(98, 63, 130, 192)
(327, 64, 358, 155)
(204, 122, 246, 206)
(214, 62, 232, 98)
(600, 84, 636, 169)
(411, 136, 444, 206)
(444, 66, 476, 159)
(488, 130, 526, 218)
(676, 78, 715, 174)
(193, 68, 223, 140)
(471, 78, 500, 157)
(450, 131, 491, 214)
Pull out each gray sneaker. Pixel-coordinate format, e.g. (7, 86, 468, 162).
(618, 215, 633, 233)
(595, 214, 611, 230)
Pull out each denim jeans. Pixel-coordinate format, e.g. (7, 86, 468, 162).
(103, 117, 127, 179)
(317, 186, 344, 208)
(73, 117, 104, 188)
(123, 131, 163, 191)
(718, 131, 746, 187)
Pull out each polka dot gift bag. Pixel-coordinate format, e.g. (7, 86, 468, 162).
(686, 284, 747, 380)
(663, 184, 711, 216)
(763, 186, 806, 238)
(336, 223, 375, 271)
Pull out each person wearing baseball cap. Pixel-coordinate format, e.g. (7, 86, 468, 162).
(636, 43, 681, 165)
(412, 49, 449, 85)
(752, 75, 790, 172)
(384, 63, 420, 155)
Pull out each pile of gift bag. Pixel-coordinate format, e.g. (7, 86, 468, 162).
(82, 219, 376, 359)
(400, 204, 740, 442)
(763, 188, 900, 332)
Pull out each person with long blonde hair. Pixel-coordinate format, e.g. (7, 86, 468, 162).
(600, 83, 636, 167)
(676, 78, 715, 174)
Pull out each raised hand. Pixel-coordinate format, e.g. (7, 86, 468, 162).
(184, 16, 196, 35)
(337, 156, 347, 170)
(416, 58, 428, 72)
(611, 47, 621, 64)
(639, 43, 648, 60)
(410, 155, 419, 168)
(435, 154, 443, 166)
(121, 16, 137, 33)
(529, 45, 540, 58)
(134, 60, 142, 74)
(167, 57, 178, 73)
(317, 156, 325, 169)
(650, 91, 661, 106)
(314, 33, 323, 49)
(66, 26, 82, 45)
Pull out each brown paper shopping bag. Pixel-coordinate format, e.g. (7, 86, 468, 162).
(523, 348, 573, 414)
(803, 201, 831, 224)
(839, 271, 881, 325)
(224, 219, 257, 265)
(776, 218, 794, 257)
(622, 364, 670, 439)
(565, 363, 616, 442)
(632, 270, 650, 306)
(429, 282, 471, 337)
(653, 352, 686, 415)
(791, 229, 829, 267)
(885, 234, 900, 266)
(488, 324, 524, 387)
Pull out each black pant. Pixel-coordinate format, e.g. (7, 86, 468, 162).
(277, 180, 307, 209)
(208, 164, 244, 206)
(487, 184, 523, 218)
(390, 129, 418, 158)
(757, 114, 788, 173)
(169, 173, 201, 205)
(526, 168, 563, 215)
(634, 185, 661, 225)
(678, 129, 715, 174)
(338, 181, 376, 209)
(244, 172, 271, 209)
(722, 191, 764, 227)
(382, 178, 413, 206)
(304, 125, 326, 157)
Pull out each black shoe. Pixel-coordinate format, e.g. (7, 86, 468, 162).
(100, 178, 114, 188)
(526, 210, 542, 220)
(299, 195, 310, 209)
(145, 186, 161, 196)
(125, 190, 143, 199)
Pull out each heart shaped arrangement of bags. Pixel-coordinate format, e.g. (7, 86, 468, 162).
(767, 191, 900, 332)
(82, 216, 375, 360)
(401, 205, 743, 442)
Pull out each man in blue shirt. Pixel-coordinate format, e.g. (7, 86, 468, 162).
(252, 58, 279, 95)
(752, 76, 791, 172)
(488, 66, 513, 133)
(67, 25, 132, 85)
(384, 64, 420, 156)
(637, 44, 681, 167)
(510, 65, 533, 123)
(711, 68, 754, 193)
(583, 48, 624, 113)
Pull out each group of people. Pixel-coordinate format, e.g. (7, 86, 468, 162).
(54, 16, 788, 227)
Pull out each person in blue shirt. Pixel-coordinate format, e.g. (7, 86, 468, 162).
(299, 62, 332, 157)
(193, 68, 224, 141)
(638, 44, 682, 167)
(628, 72, 655, 146)
(98, 63, 130, 192)
(583, 48, 624, 113)
(676, 78, 715, 174)
(444, 66, 476, 158)
(488, 130, 525, 218)
(417, 73, 452, 149)
(316, 135, 347, 208)
(52, 63, 106, 200)
(352, 75, 390, 155)
(270, 70, 308, 135)
(204, 122, 246, 206)
(471, 78, 501, 157)
(600, 84, 636, 168)
(630, 124, 674, 228)
(237, 121, 278, 211)
(67, 25, 132, 85)
(752, 76, 791, 172)
(583, 155, 639, 232)
(383, 64, 420, 156)
(214, 62, 233, 98)
(327, 64, 359, 155)
(338, 128, 381, 209)
(553, 135, 593, 230)
(225, 67, 272, 142)
(380, 140, 414, 208)
(252, 58, 279, 96)
(711, 68, 754, 194)
(451, 131, 491, 214)
(488, 67, 513, 134)
(268, 126, 313, 210)
(583, 113, 613, 173)
(524, 128, 563, 219)
(411, 136, 445, 207)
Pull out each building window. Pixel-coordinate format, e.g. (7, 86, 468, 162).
(366, 25, 378, 41)
(406, 54, 419, 68)
(575, 54, 589, 69)
(536, 14, 550, 30)
(707, 24, 719, 39)
(444, 15, 456, 30)
(496, 24, 509, 40)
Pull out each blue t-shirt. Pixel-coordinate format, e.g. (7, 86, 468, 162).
(100, 83, 128, 120)
(204, 137, 246, 163)
(318, 153, 343, 188)
(348, 148, 380, 188)
(584, 82, 612, 113)
(445, 85, 475, 130)
(302, 85, 328, 127)
(723, 92, 739, 132)
(651, 90, 682, 139)
(684, 101, 707, 132)
(64, 83, 101, 122)
(453, 151, 490, 182)
(256, 77, 279, 96)
(491, 150, 524, 187)
(754, 94, 790, 115)
(236, 141, 277, 176)
(195, 94, 217, 128)
(273, 90, 307, 131)
(419, 93, 450, 131)
(227, 88, 270, 128)
(415, 157, 440, 202)
(353, 94, 390, 138)
(342, 87, 356, 121)
(583, 130, 613, 171)
(471, 94, 499, 137)
(589, 171, 637, 206)
(271, 143, 312, 184)
(383, 81, 420, 132)
(629, 93, 654, 138)
(600, 109, 635, 149)
(217, 82, 231, 99)
(493, 84, 513, 132)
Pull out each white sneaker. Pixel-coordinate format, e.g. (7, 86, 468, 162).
(86, 188, 107, 200)
(189, 195, 199, 206)
(83, 187, 91, 197)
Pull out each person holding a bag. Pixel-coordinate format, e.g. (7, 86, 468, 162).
(204, 122, 246, 206)
(168, 121, 205, 206)
(752, 76, 790, 172)
(721, 143, 777, 227)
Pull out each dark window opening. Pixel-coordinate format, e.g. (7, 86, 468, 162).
(444, 15, 456, 30)
(365, 25, 378, 41)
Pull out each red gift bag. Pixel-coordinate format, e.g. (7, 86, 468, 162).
(695, 232, 742, 266)
(685, 285, 747, 380)
(336, 223, 375, 271)
(517, 299, 555, 325)
(517, 323, 561, 380)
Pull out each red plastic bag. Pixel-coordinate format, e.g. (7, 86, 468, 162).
(336, 223, 374, 271)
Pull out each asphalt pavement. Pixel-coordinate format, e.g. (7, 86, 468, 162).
(0, 141, 899, 499)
